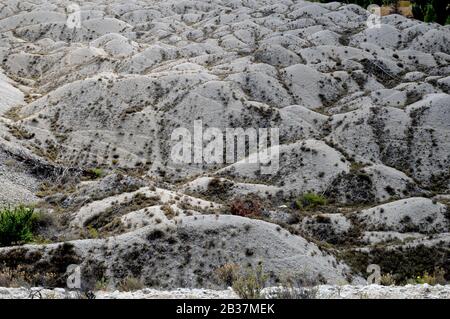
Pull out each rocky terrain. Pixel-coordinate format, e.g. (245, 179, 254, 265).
(0, 0, 449, 297)
(1, 284, 449, 299)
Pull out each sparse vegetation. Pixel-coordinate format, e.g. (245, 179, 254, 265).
(406, 268, 447, 285)
(84, 193, 160, 231)
(340, 245, 449, 285)
(95, 278, 109, 291)
(0, 0, 449, 298)
(0, 265, 57, 288)
(206, 178, 234, 201)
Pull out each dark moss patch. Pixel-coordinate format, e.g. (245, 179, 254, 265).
(325, 171, 375, 204)
(205, 178, 234, 201)
(304, 219, 363, 247)
(147, 229, 165, 241)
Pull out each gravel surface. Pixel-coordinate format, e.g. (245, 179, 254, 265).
(1, 285, 449, 299)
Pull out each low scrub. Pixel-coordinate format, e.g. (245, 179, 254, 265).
(217, 263, 268, 299)
(0, 265, 57, 288)
(232, 264, 268, 299)
(87, 168, 104, 179)
(118, 276, 145, 292)
(215, 263, 240, 286)
(295, 193, 327, 210)
(380, 273, 396, 286)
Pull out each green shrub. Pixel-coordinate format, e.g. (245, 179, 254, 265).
(88, 168, 104, 179)
(295, 193, 327, 210)
(0, 206, 37, 246)
(87, 226, 99, 239)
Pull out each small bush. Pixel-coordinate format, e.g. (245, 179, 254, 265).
(207, 178, 233, 199)
(88, 168, 104, 179)
(380, 273, 396, 286)
(295, 193, 327, 210)
(230, 198, 262, 217)
(118, 276, 145, 291)
(87, 226, 99, 239)
(215, 263, 240, 286)
(32, 211, 54, 229)
(232, 264, 268, 299)
(147, 229, 165, 240)
(95, 278, 109, 291)
(0, 206, 37, 246)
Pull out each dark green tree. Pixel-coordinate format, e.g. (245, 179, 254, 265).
(412, 0, 429, 21)
(425, 3, 437, 22)
(431, 0, 448, 25)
